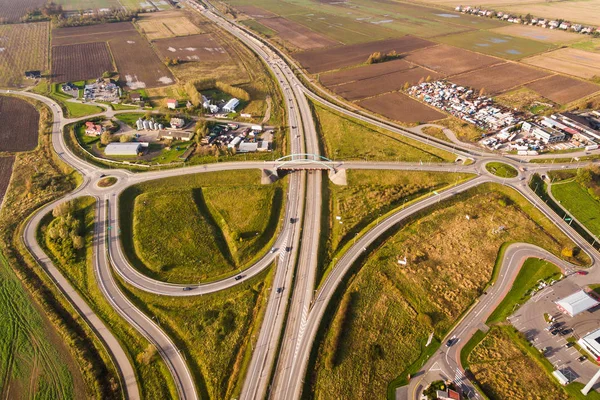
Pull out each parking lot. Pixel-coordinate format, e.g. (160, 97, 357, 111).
(509, 277, 600, 389)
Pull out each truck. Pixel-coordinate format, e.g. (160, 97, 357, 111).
(251, 125, 263, 132)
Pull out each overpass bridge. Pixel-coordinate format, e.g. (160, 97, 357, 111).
(273, 154, 337, 171)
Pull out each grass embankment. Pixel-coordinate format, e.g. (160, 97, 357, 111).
(0, 96, 118, 398)
(309, 182, 587, 399)
(421, 126, 451, 142)
(311, 101, 456, 162)
(117, 266, 273, 400)
(319, 169, 474, 283)
(552, 178, 600, 237)
(487, 258, 561, 324)
(120, 170, 284, 283)
(485, 162, 518, 178)
(437, 116, 485, 142)
(37, 197, 177, 399)
(468, 326, 568, 400)
(32, 81, 103, 118)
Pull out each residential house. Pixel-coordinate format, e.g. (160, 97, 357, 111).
(130, 92, 141, 102)
(85, 121, 104, 136)
(166, 99, 178, 109)
(170, 117, 185, 129)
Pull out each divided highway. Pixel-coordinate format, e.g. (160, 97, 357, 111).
(8, 2, 600, 400)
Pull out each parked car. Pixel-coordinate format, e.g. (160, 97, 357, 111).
(551, 329, 560, 336)
(560, 328, 573, 336)
(578, 356, 587, 362)
(566, 342, 575, 348)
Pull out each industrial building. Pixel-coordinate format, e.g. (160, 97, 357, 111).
(521, 121, 566, 144)
(578, 329, 600, 360)
(158, 130, 193, 141)
(238, 142, 258, 153)
(223, 98, 240, 113)
(555, 290, 599, 317)
(105, 142, 143, 156)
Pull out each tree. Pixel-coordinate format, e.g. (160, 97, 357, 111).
(71, 235, 84, 250)
(425, 75, 431, 83)
(136, 344, 157, 365)
(100, 131, 112, 145)
(479, 87, 486, 97)
(53, 200, 74, 218)
(402, 82, 410, 91)
(119, 134, 131, 143)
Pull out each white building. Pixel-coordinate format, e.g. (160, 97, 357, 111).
(222, 98, 240, 113)
(238, 142, 258, 153)
(578, 328, 600, 359)
(105, 143, 143, 156)
(556, 290, 599, 317)
(228, 136, 242, 149)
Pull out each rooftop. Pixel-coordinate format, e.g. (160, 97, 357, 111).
(556, 290, 599, 317)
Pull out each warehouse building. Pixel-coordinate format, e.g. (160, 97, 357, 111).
(555, 290, 599, 317)
(223, 98, 240, 113)
(105, 143, 143, 156)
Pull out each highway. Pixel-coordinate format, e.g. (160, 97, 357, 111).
(7, 2, 600, 400)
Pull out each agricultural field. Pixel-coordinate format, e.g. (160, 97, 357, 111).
(523, 48, 600, 81)
(54, 0, 122, 10)
(136, 10, 204, 41)
(51, 42, 114, 83)
(329, 66, 441, 101)
(312, 101, 454, 162)
(120, 170, 283, 283)
(0, 0, 46, 22)
(450, 62, 550, 95)
(52, 22, 174, 89)
(153, 34, 231, 63)
(492, 25, 582, 44)
(357, 92, 446, 123)
(436, 30, 555, 60)
(0, 22, 49, 87)
(468, 326, 568, 400)
(404, 44, 501, 76)
(319, 59, 413, 87)
(0, 96, 39, 152)
(310, 183, 586, 399)
(0, 156, 14, 206)
(552, 180, 600, 238)
(294, 36, 435, 74)
(572, 39, 600, 54)
(254, 17, 338, 50)
(526, 75, 600, 105)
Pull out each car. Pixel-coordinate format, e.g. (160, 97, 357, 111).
(576, 271, 588, 275)
(183, 286, 194, 291)
(235, 275, 243, 281)
(446, 337, 458, 347)
(276, 287, 283, 293)
(560, 328, 573, 335)
(578, 356, 587, 362)
(566, 342, 575, 348)
(269, 247, 276, 254)
(551, 329, 560, 335)
(290, 217, 295, 223)
(100, 174, 106, 178)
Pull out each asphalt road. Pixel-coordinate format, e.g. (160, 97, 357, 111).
(8, 3, 600, 400)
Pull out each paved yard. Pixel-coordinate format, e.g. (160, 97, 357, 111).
(509, 277, 600, 390)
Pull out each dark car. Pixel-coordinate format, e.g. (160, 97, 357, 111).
(560, 328, 573, 336)
(566, 342, 575, 348)
(578, 356, 587, 362)
(235, 275, 243, 281)
(276, 287, 283, 294)
(551, 329, 560, 336)
(446, 338, 458, 347)
(183, 286, 194, 291)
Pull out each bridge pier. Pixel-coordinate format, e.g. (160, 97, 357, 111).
(329, 168, 347, 185)
(261, 169, 279, 184)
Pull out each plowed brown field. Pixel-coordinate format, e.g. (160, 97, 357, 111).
(319, 59, 413, 87)
(257, 17, 338, 50)
(0, 156, 14, 206)
(294, 36, 434, 73)
(358, 92, 445, 123)
(52, 42, 114, 82)
(451, 62, 550, 94)
(0, 96, 39, 152)
(52, 22, 174, 89)
(154, 34, 231, 63)
(526, 75, 600, 104)
(331, 67, 441, 100)
(405, 44, 501, 76)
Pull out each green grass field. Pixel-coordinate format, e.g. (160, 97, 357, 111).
(312, 102, 456, 163)
(436, 30, 555, 60)
(310, 183, 588, 399)
(485, 162, 518, 178)
(120, 170, 283, 283)
(486, 258, 561, 324)
(321, 170, 473, 281)
(552, 180, 600, 237)
(118, 266, 272, 400)
(38, 196, 177, 399)
(33, 82, 103, 118)
(0, 252, 79, 400)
